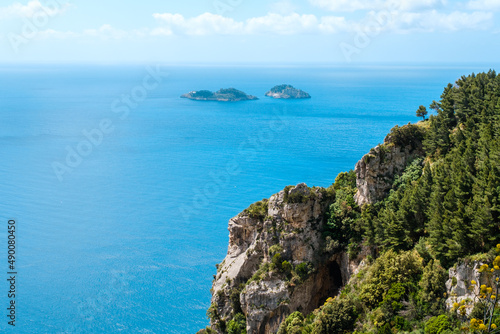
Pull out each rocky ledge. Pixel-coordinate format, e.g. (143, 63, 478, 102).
(354, 123, 426, 206)
(265, 85, 311, 99)
(181, 88, 258, 102)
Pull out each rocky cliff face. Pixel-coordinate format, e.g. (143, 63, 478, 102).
(445, 261, 494, 314)
(354, 126, 425, 206)
(206, 124, 425, 333)
(209, 184, 360, 334)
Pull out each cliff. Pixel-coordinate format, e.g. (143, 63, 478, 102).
(354, 123, 425, 206)
(200, 123, 428, 334)
(207, 184, 362, 333)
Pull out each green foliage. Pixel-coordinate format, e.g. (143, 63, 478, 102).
(230, 284, 245, 315)
(282, 261, 293, 275)
(207, 303, 226, 332)
(212, 71, 500, 334)
(216, 88, 250, 99)
(227, 313, 247, 334)
(325, 170, 361, 251)
(385, 123, 426, 150)
(418, 260, 447, 314)
(243, 199, 269, 220)
(312, 297, 359, 334)
(269, 244, 283, 257)
(379, 283, 408, 313)
(270, 84, 294, 93)
(295, 262, 313, 281)
(425, 315, 451, 334)
(247, 262, 272, 285)
(277, 311, 306, 334)
(359, 250, 423, 308)
(283, 185, 315, 204)
(272, 253, 283, 270)
(192, 90, 214, 98)
(333, 170, 357, 190)
(417, 105, 428, 120)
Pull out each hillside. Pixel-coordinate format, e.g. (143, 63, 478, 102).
(199, 70, 500, 334)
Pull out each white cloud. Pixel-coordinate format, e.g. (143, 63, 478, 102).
(467, 0, 500, 11)
(245, 13, 319, 34)
(153, 12, 348, 35)
(37, 28, 77, 39)
(0, 0, 69, 19)
(152, 10, 490, 36)
(152, 12, 244, 36)
(387, 10, 492, 32)
(12, 8, 492, 43)
(308, 0, 446, 12)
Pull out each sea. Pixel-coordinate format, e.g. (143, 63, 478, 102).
(0, 63, 495, 333)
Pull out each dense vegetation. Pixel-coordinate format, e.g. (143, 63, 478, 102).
(201, 71, 500, 333)
(183, 88, 257, 101)
(269, 84, 295, 93)
(278, 70, 500, 333)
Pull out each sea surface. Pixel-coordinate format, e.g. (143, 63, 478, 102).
(0, 63, 495, 333)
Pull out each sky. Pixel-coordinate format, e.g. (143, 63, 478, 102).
(0, 0, 499, 63)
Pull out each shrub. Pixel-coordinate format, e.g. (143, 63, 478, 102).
(282, 261, 293, 275)
(418, 260, 447, 313)
(243, 199, 269, 220)
(333, 170, 356, 190)
(295, 262, 312, 281)
(359, 250, 423, 308)
(392, 316, 412, 331)
(230, 284, 245, 315)
(269, 245, 283, 257)
(272, 253, 283, 271)
(312, 297, 359, 334)
(277, 311, 305, 334)
(283, 185, 316, 204)
(425, 315, 451, 334)
(227, 313, 247, 334)
(385, 124, 425, 150)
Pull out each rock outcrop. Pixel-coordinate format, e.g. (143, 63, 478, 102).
(445, 261, 494, 314)
(265, 85, 311, 99)
(209, 184, 360, 334)
(354, 124, 425, 206)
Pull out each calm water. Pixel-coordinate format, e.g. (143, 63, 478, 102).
(0, 64, 494, 333)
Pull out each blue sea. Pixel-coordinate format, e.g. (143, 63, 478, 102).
(0, 63, 495, 333)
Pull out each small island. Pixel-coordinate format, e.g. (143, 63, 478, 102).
(181, 88, 258, 101)
(265, 84, 311, 99)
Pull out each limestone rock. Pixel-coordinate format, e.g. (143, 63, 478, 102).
(354, 127, 424, 206)
(209, 183, 361, 334)
(445, 261, 493, 314)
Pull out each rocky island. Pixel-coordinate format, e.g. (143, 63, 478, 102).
(181, 88, 258, 102)
(199, 71, 500, 334)
(265, 84, 311, 99)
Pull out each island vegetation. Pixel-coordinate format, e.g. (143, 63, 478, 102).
(265, 84, 311, 99)
(200, 70, 500, 334)
(181, 88, 258, 101)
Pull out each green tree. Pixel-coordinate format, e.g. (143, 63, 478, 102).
(417, 105, 428, 120)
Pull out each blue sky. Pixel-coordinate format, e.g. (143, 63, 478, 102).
(0, 0, 498, 63)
